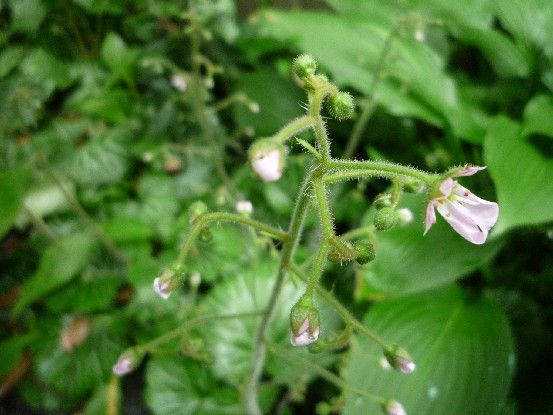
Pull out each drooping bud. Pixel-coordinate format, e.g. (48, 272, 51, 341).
(397, 208, 414, 225)
(383, 344, 416, 374)
(327, 237, 358, 264)
(290, 295, 320, 347)
(248, 139, 287, 182)
(235, 200, 253, 215)
(374, 193, 393, 209)
(153, 263, 184, 300)
(171, 73, 188, 92)
(188, 201, 208, 224)
(292, 54, 317, 80)
(374, 207, 398, 231)
(198, 227, 213, 243)
(382, 399, 407, 415)
(354, 240, 376, 265)
(326, 91, 355, 121)
(112, 347, 144, 376)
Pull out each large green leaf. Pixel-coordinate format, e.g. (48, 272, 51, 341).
(359, 194, 502, 296)
(101, 32, 139, 83)
(8, 0, 45, 34)
(13, 233, 97, 315)
(0, 167, 31, 239)
(521, 94, 553, 138)
(484, 116, 553, 234)
(343, 286, 514, 415)
(145, 356, 241, 415)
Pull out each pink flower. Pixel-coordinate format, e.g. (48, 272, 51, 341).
(290, 318, 320, 346)
(424, 166, 499, 245)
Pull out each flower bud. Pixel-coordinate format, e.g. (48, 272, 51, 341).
(374, 207, 398, 231)
(397, 208, 413, 225)
(112, 348, 144, 376)
(235, 200, 253, 215)
(153, 263, 184, 300)
(374, 192, 393, 209)
(327, 237, 357, 264)
(292, 54, 317, 80)
(188, 201, 208, 224)
(354, 240, 376, 265)
(383, 344, 416, 374)
(248, 139, 286, 182)
(382, 399, 407, 415)
(290, 296, 320, 347)
(171, 73, 187, 92)
(326, 91, 355, 121)
(189, 271, 201, 288)
(199, 227, 213, 243)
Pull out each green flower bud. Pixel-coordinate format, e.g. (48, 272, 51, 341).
(290, 295, 320, 347)
(292, 54, 317, 79)
(374, 207, 398, 231)
(374, 192, 393, 209)
(383, 344, 416, 374)
(188, 201, 208, 224)
(199, 227, 213, 243)
(326, 91, 355, 121)
(354, 240, 376, 264)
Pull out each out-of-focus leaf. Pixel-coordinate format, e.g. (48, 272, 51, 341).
(72, 0, 125, 14)
(0, 46, 26, 78)
(359, 194, 502, 296)
(343, 286, 515, 415)
(484, 116, 553, 234)
(32, 315, 126, 403)
(521, 94, 553, 138)
(8, 0, 45, 34)
(233, 67, 303, 137)
(145, 356, 241, 415)
(13, 233, 96, 315)
(14, 181, 72, 229)
(0, 333, 35, 378)
(0, 167, 31, 239)
(103, 216, 152, 243)
(101, 32, 139, 83)
(76, 88, 133, 123)
(21, 49, 72, 91)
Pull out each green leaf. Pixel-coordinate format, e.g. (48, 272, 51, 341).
(521, 94, 553, 138)
(21, 49, 72, 91)
(0, 46, 26, 78)
(101, 32, 139, 83)
(145, 356, 241, 415)
(103, 216, 152, 243)
(13, 233, 97, 315)
(484, 116, 553, 234)
(8, 0, 45, 34)
(343, 286, 515, 415)
(0, 333, 35, 378)
(0, 167, 31, 239)
(359, 194, 502, 296)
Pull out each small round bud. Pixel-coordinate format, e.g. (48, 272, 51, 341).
(189, 271, 201, 288)
(164, 156, 182, 174)
(374, 207, 398, 231)
(248, 139, 287, 182)
(199, 228, 213, 243)
(290, 296, 320, 347)
(382, 399, 407, 415)
(374, 193, 393, 209)
(292, 54, 317, 79)
(142, 152, 154, 163)
(153, 263, 185, 300)
(248, 102, 260, 114)
(235, 200, 253, 215)
(397, 208, 414, 224)
(112, 348, 144, 376)
(384, 344, 416, 374)
(188, 201, 208, 224)
(354, 240, 376, 265)
(326, 91, 355, 121)
(171, 73, 187, 92)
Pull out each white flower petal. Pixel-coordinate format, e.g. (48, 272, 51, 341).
(437, 200, 489, 244)
(424, 202, 437, 234)
(251, 149, 282, 182)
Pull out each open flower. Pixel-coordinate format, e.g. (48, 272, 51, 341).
(424, 166, 499, 245)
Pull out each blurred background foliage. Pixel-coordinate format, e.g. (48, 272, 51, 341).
(0, 0, 552, 414)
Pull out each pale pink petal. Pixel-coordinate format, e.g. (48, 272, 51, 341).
(453, 165, 486, 177)
(451, 183, 499, 229)
(251, 149, 282, 182)
(439, 178, 454, 197)
(436, 201, 489, 244)
(424, 202, 437, 235)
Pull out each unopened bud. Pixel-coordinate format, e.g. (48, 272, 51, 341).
(374, 193, 393, 209)
(188, 201, 208, 224)
(199, 227, 213, 243)
(326, 91, 355, 121)
(397, 208, 413, 224)
(112, 348, 144, 376)
(249, 102, 260, 114)
(189, 271, 201, 288)
(153, 263, 184, 300)
(354, 240, 376, 264)
(235, 200, 253, 215)
(382, 399, 407, 415)
(290, 295, 320, 347)
(292, 54, 317, 79)
(384, 344, 416, 374)
(171, 73, 187, 92)
(374, 207, 398, 231)
(248, 139, 286, 182)
(164, 156, 182, 174)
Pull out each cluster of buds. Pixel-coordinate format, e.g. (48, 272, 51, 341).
(289, 295, 320, 346)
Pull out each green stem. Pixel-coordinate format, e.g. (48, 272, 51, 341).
(312, 178, 334, 237)
(273, 115, 314, 144)
(265, 340, 385, 405)
(327, 160, 436, 184)
(288, 263, 388, 349)
(176, 212, 288, 265)
(141, 310, 264, 352)
(244, 172, 313, 415)
(310, 89, 332, 163)
(305, 239, 330, 296)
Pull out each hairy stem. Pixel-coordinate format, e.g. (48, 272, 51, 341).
(327, 160, 436, 184)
